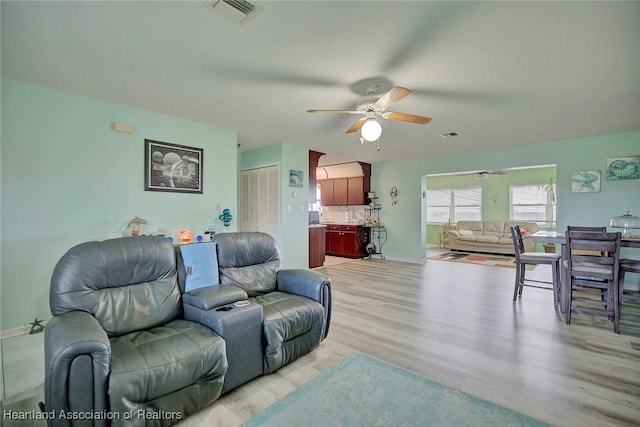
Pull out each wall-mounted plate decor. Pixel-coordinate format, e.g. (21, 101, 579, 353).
(144, 139, 203, 193)
(572, 170, 601, 193)
(606, 156, 639, 181)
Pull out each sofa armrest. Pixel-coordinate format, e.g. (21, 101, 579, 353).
(277, 269, 330, 301)
(183, 284, 248, 311)
(44, 311, 111, 426)
(277, 269, 332, 339)
(447, 230, 461, 249)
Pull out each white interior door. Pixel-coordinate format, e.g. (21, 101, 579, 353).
(240, 165, 279, 239)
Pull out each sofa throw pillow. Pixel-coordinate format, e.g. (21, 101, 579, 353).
(458, 229, 474, 236)
(180, 242, 219, 292)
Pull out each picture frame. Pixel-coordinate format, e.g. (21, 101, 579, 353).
(289, 169, 303, 188)
(144, 139, 203, 193)
(606, 156, 639, 181)
(571, 170, 601, 193)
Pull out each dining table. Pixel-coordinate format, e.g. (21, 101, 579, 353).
(531, 231, 640, 312)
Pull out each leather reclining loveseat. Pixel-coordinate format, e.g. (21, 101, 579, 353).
(44, 232, 332, 426)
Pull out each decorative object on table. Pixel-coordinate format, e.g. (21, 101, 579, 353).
(610, 211, 640, 237)
(571, 170, 601, 193)
(144, 139, 203, 193)
(218, 208, 233, 227)
(127, 216, 148, 236)
(204, 228, 216, 240)
(606, 156, 639, 181)
(179, 229, 193, 243)
(29, 318, 45, 334)
(289, 169, 303, 188)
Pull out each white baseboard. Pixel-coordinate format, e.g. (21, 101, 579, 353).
(0, 321, 47, 340)
(0, 325, 30, 340)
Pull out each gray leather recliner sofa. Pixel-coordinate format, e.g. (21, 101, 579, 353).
(180, 232, 332, 392)
(45, 236, 227, 427)
(44, 232, 332, 426)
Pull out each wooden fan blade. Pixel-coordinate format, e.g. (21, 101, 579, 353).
(346, 118, 366, 133)
(374, 86, 411, 110)
(382, 111, 432, 125)
(307, 109, 363, 115)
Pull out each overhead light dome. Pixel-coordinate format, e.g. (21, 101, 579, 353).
(361, 119, 382, 142)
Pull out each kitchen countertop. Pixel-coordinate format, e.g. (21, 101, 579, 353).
(309, 224, 327, 228)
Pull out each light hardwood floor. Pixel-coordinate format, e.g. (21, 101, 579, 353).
(2, 256, 639, 426)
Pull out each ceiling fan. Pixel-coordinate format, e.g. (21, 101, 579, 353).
(306, 80, 432, 150)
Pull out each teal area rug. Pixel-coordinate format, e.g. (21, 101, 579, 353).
(242, 352, 548, 427)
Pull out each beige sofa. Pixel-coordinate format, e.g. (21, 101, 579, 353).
(447, 220, 539, 255)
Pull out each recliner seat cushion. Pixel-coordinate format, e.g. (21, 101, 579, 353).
(253, 292, 325, 373)
(109, 319, 227, 418)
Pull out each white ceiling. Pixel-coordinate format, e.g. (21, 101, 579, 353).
(2, 1, 639, 166)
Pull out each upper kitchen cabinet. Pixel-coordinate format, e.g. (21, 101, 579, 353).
(317, 162, 371, 206)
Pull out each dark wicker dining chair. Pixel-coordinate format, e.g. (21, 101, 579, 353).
(618, 259, 640, 321)
(565, 229, 622, 333)
(566, 226, 607, 232)
(510, 225, 562, 310)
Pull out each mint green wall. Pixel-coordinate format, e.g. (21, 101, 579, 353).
(424, 166, 556, 245)
(2, 79, 637, 329)
(1, 79, 238, 330)
(239, 143, 309, 269)
(280, 144, 309, 268)
(372, 131, 640, 263)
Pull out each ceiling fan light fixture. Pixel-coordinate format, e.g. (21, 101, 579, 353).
(361, 118, 382, 142)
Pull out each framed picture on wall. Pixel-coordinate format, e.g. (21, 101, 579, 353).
(606, 156, 639, 181)
(571, 170, 601, 193)
(144, 139, 203, 193)
(289, 169, 303, 188)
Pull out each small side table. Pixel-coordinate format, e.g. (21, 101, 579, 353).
(438, 224, 455, 249)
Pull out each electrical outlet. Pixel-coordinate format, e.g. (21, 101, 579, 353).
(288, 205, 292, 212)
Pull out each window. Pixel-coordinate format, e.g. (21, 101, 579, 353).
(510, 184, 556, 229)
(426, 187, 482, 223)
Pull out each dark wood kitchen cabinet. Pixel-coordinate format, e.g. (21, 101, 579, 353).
(347, 176, 366, 205)
(325, 225, 368, 258)
(320, 178, 347, 206)
(309, 225, 326, 268)
(319, 177, 368, 206)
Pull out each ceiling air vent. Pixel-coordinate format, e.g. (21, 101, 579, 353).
(205, 0, 264, 25)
